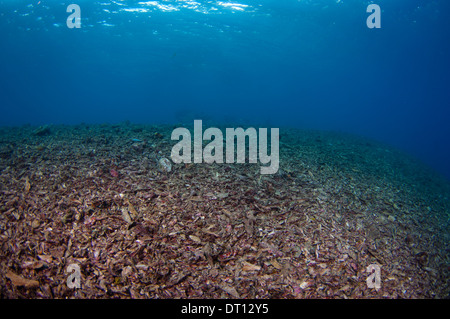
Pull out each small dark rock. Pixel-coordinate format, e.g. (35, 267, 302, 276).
(33, 125, 51, 136)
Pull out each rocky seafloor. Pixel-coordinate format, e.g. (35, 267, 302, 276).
(0, 122, 449, 298)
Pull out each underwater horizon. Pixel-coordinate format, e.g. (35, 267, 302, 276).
(0, 0, 449, 181)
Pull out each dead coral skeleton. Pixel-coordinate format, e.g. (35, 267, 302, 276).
(0, 123, 449, 298)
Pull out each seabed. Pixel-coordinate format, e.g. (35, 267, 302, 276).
(0, 122, 449, 298)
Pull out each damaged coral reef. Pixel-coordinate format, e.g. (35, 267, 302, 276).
(0, 123, 449, 298)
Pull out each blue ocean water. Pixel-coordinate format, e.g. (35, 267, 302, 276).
(1, 0, 449, 180)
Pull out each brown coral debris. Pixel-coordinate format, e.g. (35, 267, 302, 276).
(0, 123, 449, 299)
